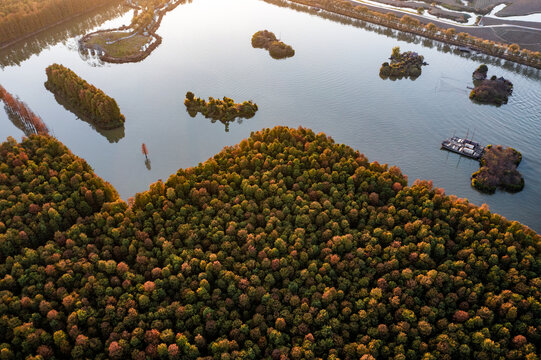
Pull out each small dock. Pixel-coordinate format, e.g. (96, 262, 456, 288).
(441, 136, 484, 160)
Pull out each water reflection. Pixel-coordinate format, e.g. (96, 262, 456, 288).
(0, 2, 129, 68)
(187, 110, 246, 133)
(48, 91, 125, 143)
(3, 105, 37, 137)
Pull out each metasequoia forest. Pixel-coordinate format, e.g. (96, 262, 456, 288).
(45, 64, 125, 129)
(0, 0, 119, 45)
(0, 127, 539, 359)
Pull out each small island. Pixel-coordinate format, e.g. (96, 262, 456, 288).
(471, 144, 524, 193)
(469, 65, 513, 105)
(184, 92, 258, 131)
(380, 46, 426, 79)
(251, 30, 295, 59)
(45, 64, 125, 129)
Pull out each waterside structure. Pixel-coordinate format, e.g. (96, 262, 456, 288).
(441, 136, 484, 160)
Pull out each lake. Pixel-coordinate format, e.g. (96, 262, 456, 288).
(0, 0, 540, 232)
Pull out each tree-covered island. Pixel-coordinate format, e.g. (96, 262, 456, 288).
(251, 30, 295, 59)
(380, 46, 427, 79)
(472, 144, 524, 193)
(469, 66, 513, 105)
(45, 64, 125, 129)
(184, 91, 258, 131)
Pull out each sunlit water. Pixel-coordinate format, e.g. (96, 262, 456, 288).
(0, 0, 540, 232)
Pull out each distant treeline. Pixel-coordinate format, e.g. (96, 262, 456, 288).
(0, 0, 120, 46)
(0, 2, 128, 68)
(45, 64, 125, 129)
(265, 0, 541, 69)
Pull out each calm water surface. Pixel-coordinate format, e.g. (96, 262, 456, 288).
(0, 0, 540, 232)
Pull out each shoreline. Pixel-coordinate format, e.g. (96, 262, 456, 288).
(0, 1, 124, 50)
(79, 0, 185, 64)
(271, 0, 541, 69)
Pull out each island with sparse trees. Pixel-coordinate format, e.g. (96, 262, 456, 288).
(469, 66, 513, 105)
(184, 91, 258, 131)
(45, 64, 125, 129)
(380, 46, 426, 79)
(472, 144, 524, 193)
(251, 30, 295, 59)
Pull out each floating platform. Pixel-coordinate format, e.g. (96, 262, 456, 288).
(442, 136, 484, 160)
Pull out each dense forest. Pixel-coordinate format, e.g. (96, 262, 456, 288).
(45, 64, 125, 129)
(0, 0, 120, 46)
(0, 127, 539, 359)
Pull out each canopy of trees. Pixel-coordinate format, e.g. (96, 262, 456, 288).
(252, 30, 295, 59)
(0, 135, 118, 258)
(185, 91, 258, 132)
(0, 127, 539, 359)
(469, 66, 513, 106)
(45, 64, 125, 129)
(380, 46, 426, 79)
(0, 0, 119, 46)
(472, 145, 524, 193)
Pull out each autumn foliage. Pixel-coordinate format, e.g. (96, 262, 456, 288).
(185, 91, 258, 131)
(0, 135, 118, 259)
(0, 0, 119, 45)
(45, 64, 125, 129)
(251, 30, 295, 59)
(0, 127, 539, 359)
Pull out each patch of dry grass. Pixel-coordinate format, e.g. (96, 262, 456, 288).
(86, 31, 150, 58)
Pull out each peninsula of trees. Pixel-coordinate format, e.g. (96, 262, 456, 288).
(45, 64, 125, 129)
(0, 0, 120, 47)
(0, 127, 539, 359)
(380, 46, 426, 79)
(469, 67, 513, 105)
(184, 91, 258, 131)
(251, 30, 295, 59)
(472, 144, 524, 193)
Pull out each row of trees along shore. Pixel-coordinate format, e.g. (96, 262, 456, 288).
(0, 127, 539, 359)
(0, 0, 119, 46)
(0, 84, 49, 135)
(288, 0, 541, 69)
(45, 64, 125, 129)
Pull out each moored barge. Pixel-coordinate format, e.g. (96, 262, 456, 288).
(441, 136, 484, 160)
